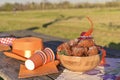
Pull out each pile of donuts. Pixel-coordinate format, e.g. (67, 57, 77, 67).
(57, 37, 99, 57)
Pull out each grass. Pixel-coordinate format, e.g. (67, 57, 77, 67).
(0, 77, 3, 80)
(0, 8, 120, 50)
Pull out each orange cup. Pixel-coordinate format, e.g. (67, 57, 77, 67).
(43, 48, 55, 63)
(25, 51, 47, 70)
(25, 48, 55, 70)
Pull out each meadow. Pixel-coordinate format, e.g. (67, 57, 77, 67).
(0, 8, 120, 50)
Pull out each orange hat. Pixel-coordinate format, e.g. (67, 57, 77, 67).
(4, 37, 44, 61)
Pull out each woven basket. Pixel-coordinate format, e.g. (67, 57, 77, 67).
(58, 53, 101, 72)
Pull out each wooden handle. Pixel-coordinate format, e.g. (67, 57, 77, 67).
(54, 60, 60, 66)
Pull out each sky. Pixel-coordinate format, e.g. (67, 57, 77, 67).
(0, 0, 114, 5)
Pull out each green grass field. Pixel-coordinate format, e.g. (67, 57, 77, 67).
(0, 8, 120, 50)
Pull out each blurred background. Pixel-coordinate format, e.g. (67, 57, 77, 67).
(0, 0, 120, 50)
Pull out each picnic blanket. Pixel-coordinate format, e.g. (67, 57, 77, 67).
(0, 33, 16, 46)
(56, 58, 120, 80)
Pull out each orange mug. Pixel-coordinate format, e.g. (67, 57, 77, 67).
(43, 47, 55, 63)
(25, 47, 55, 70)
(25, 50, 47, 70)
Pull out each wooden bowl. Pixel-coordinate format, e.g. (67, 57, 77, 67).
(58, 53, 101, 72)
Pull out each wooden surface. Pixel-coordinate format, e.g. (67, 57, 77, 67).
(0, 29, 120, 80)
(0, 30, 67, 80)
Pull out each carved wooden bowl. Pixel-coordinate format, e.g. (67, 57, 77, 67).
(58, 53, 101, 72)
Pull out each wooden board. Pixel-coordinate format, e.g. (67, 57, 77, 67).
(0, 52, 56, 80)
(0, 30, 119, 80)
(0, 30, 66, 80)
